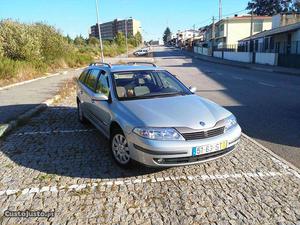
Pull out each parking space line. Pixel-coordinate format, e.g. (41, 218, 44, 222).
(0, 170, 296, 197)
(12, 129, 96, 136)
(258, 82, 276, 87)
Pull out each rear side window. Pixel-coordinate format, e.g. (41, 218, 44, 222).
(84, 69, 100, 91)
(96, 73, 110, 97)
(79, 70, 88, 83)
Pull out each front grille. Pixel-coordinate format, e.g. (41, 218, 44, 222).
(181, 126, 225, 141)
(154, 146, 234, 165)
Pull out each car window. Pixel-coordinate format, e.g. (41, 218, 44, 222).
(113, 70, 191, 100)
(84, 69, 99, 91)
(96, 72, 110, 97)
(79, 70, 88, 83)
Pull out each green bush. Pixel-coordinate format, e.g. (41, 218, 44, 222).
(0, 57, 24, 79)
(0, 19, 142, 84)
(0, 20, 41, 61)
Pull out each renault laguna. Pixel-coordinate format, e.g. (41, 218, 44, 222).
(76, 62, 241, 167)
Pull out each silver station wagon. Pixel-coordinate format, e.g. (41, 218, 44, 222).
(76, 62, 241, 167)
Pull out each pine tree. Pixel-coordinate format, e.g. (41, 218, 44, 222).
(163, 27, 171, 43)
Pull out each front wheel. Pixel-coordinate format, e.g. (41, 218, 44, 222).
(111, 130, 132, 167)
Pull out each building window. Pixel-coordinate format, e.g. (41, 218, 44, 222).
(254, 20, 263, 33)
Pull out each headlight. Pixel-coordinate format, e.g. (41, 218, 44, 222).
(224, 115, 237, 131)
(133, 127, 184, 141)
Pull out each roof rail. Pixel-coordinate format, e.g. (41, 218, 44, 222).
(89, 62, 112, 68)
(126, 62, 157, 67)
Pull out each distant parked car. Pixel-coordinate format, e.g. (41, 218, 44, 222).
(76, 62, 241, 167)
(134, 49, 148, 56)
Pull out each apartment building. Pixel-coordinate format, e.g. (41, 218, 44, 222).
(205, 15, 272, 48)
(90, 18, 141, 40)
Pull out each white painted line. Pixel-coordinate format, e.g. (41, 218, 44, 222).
(12, 129, 96, 136)
(0, 72, 61, 91)
(258, 82, 276, 87)
(0, 170, 296, 197)
(232, 76, 243, 80)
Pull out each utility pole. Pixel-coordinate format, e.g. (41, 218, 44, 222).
(95, 0, 104, 63)
(219, 0, 222, 21)
(212, 16, 216, 54)
(250, 4, 254, 38)
(250, 4, 254, 52)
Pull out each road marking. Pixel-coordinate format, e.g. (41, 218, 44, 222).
(0, 170, 297, 197)
(258, 82, 276, 87)
(12, 129, 96, 136)
(232, 76, 243, 80)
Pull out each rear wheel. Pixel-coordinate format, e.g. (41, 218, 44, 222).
(77, 100, 87, 124)
(111, 129, 132, 167)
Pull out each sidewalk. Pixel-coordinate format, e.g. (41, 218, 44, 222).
(183, 50, 300, 76)
(0, 47, 149, 137)
(0, 69, 80, 125)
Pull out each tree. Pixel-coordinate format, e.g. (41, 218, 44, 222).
(246, 0, 300, 16)
(65, 35, 73, 44)
(88, 36, 99, 46)
(115, 32, 126, 47)
(74, 35, 86, 45)
(163, 27, 171, 43)
(134, 31, 143, 45)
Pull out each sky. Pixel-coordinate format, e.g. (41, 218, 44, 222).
(0, 0, 250, 41)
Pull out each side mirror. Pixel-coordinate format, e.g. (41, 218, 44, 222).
(189, 86, 197, 93)
(92, 93, 109, 101)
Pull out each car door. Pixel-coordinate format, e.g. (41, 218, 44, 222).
(80, 69, 100, 124)
(90, 70, 112, 136)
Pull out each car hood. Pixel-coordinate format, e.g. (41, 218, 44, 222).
(118, 95, 231, 129)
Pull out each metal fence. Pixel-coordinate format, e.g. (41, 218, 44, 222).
(214, 41, 300, 55)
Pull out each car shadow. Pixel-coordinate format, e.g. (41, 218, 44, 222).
(0, 105, 165, 179)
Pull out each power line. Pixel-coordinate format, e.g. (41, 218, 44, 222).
(195, 8, 248, 28)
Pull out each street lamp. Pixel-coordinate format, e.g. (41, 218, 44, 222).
(95, 0, 104, 62)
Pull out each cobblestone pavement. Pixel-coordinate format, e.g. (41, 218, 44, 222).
(0, 91, 299, 225)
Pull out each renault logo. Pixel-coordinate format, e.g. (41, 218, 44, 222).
(199, 121, 206, 126)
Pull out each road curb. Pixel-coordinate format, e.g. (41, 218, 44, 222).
(242, 133, 300, 174)
(0, 94, 61, 138)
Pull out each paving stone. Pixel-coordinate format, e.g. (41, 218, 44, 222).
(0, 88, 299, 224)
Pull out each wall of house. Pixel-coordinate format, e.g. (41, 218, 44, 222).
(213, 51, 223, 58)
(227, 20, 272, 45)
(223, 52, 252, 62)
(194, 46, 209, 56)
(255, 53, 278, 65)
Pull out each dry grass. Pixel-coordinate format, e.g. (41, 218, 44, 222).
(52, 78, 77, 104)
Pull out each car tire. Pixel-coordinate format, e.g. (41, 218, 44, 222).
(110, 129, 133, 168)
(77, 100, 87, 124)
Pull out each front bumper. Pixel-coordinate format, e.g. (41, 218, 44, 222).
(126, 125, 242, 167)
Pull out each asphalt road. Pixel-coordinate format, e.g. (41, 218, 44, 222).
(153, 46, 300, 168)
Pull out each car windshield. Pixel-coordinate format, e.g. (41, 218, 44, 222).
(113, 70, 191, 100)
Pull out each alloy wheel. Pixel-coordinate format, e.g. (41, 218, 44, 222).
(112, 134, 130, 165)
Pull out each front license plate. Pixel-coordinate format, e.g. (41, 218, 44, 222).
(192, 141, 228, 156)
